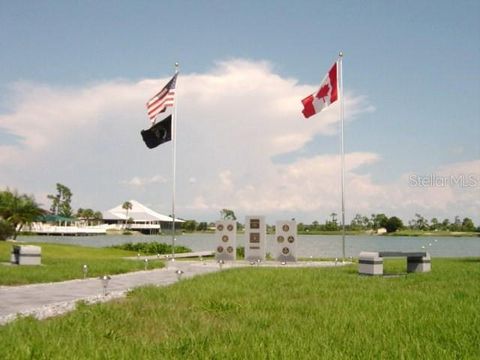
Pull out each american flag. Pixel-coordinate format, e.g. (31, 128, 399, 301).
(146, 73, 177, 121)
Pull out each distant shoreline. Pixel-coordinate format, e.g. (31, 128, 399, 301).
(297, 230, 479, 237)
(180, 230, 480, 237)
(16, 230, 480, 238)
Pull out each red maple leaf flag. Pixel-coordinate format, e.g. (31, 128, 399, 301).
(301, 62, 338, 118)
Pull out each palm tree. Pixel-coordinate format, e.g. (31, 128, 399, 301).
(0, 189, 43, 240)
(122, 201, 132, 229)
(93, 211, 103, 226)
(330, 212, 337, 224)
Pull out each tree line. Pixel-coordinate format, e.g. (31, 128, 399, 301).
(347, 213, 476, 233)
(0, 184, 104, 240)
(180, 210, 478, 234)
(1, 190, 478, 240)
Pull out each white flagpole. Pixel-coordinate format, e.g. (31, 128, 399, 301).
(171, 62, 179, 262)
(339, 52, 346, 262)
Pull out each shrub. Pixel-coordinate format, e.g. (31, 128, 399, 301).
(113, 242, 191, 255)
(236, 246, 245, 259)
(386, 216, 404, 233)
(0, 219, 14, 240)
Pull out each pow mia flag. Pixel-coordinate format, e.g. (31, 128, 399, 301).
(141, 115, 172, 149)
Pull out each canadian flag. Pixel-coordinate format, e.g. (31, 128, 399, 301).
(301, 62, 338, 118)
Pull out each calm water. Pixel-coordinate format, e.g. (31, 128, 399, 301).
(16, 233, 480, 258)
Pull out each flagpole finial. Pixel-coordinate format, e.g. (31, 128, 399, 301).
(339, 51, 343, 57)
(175, 62, 179, 73)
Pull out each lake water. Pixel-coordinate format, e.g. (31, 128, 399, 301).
(16, 233, 480, 258)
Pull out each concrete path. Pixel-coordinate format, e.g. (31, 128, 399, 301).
(124, 250, 215, 260)
(0, 260, 346, 325)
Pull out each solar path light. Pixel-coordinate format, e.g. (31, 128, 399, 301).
(144, 258, 149, 270)
(100, 275, 111, 296)
(82, 264, 88, 279)
(218, 259, 224, 270)
(175, 269, 184, 281)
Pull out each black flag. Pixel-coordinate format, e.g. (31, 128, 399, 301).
(141, 115, 172, 149)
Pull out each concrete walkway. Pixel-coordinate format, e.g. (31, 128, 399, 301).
(0, 260, 346, 325)
(124, 250, 215, 260)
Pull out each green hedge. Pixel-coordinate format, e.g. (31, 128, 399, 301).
(113, 242, 191, 255)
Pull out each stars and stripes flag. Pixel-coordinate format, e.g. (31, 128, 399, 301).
(146, 73, 177, 121)
(301, 61, 338, 118)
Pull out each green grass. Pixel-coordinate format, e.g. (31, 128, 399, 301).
(1, 258, 479, 359)
(0, 242, 164, 285)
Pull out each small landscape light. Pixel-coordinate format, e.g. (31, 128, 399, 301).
(335, 258, 338, 266)
(175, 269, 184, 280)
(256, 259, 261, 267)
(82, 264, 88, 279)
(99, 275, 111, 296)
(157, 253, 160, 259)
(218, 259, 225, 270)
(144, 258, 149, 270)
(137, 253, 140, 258)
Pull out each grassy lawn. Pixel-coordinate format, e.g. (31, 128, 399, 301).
(0, 242, 164, 285)
(0, 258, 478, 359)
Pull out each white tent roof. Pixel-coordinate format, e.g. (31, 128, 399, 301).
(102, 200, 184, 222)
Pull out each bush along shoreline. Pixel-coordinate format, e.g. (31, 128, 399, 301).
(112, 242, 191, 255)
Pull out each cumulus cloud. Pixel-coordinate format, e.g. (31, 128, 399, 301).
(340, 159, 480, 223)
(0, 59, 477, 222)
(120, 175, 167, 187)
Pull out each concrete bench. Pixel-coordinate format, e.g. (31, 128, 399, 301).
(10, 245, 42, 265)
(359, 251, 430, 276)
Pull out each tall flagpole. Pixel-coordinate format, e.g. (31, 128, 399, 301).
(171, 62, 179, 262)
(339, 52, 346, 262)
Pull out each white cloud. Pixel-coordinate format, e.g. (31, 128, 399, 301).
(121, 175, 167, 187)
(0, 59, 478, 223)
(449, 146, 464, 155)
(343, 159, 480, 222)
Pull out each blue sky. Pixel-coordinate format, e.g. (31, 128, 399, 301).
(0, 0, 479, 224)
